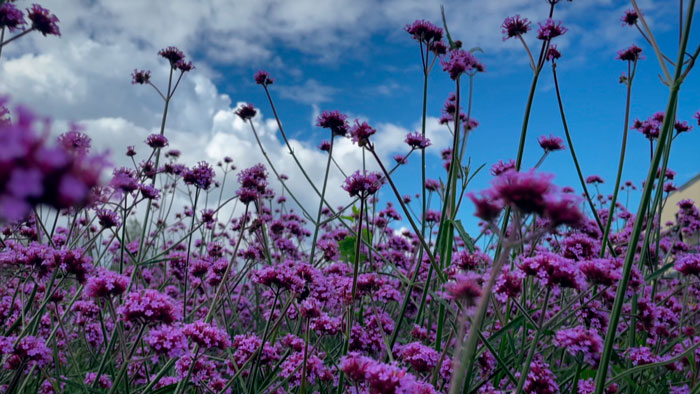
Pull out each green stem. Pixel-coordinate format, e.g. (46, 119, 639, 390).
(308, 136, 335, 263)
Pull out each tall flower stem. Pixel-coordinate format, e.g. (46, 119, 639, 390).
(308, 136, 335, 263)
(182, 188, 201, 322)
(551, 63, 611, 253)
(349, 197, 366, 302)
(600, 60, 637, 257)
(594, 3, 695, 391)
(514, 288, 551, 394)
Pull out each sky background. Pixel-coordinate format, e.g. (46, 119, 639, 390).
(1, 0, 699, 233)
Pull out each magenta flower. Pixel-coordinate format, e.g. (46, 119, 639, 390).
(537, 134, 565, 152)
(445, 272, 482, 305)
(236, 163, 268, 204)
(131, 69, 151, 85)
(349, 120, 376, 147)
(520, 252, 586, 291)
(27, 4, 60, 36)
(674, 120, 692, 134)
(0, 335, 52, 369)
(84, 373, 113, 389)
(146, 134, 168, 149)
(520, 357, 560, 394)
(543, 192, 585, 227)
(404, 19, 443, 43)
(183, 320, 232, 350)
(621, 9, 638, 26)
(546, 45, 562, 61)
(537, 19, 567, 40)
(342, 171, 383, 199)
(492, 169, 555, 215)
(395, 341, 438, 372)
(501, 15, 531, 40)
(467, 190, 504, 222)
(119, 289, 179, 325)
(585, 175, 605, 184)
(254, 70, 274, 86)
(85, 269, 129, 298)
(490, 159, 515, 176)
(316, 110, 349, 136)
(183, 161, 215, 190)
(494, 266, 524, 302)
(146, 325, 188, 358)
(158, 46, 185, 65)
(175, 60, 194, 72)
(554, 327, 603, 366)
(675, 254, 700, 277)
(441, 49, 485, 80)
(617, 45, 643, 61)
(0, 3, 26, 32)
(405, 132, 431, 149)
(235, 103, 257, 121)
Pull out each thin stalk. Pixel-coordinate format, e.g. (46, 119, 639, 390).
(182, 188, 200, 321)
(514, 288, 551, 394)
(308, 136, 335, 262)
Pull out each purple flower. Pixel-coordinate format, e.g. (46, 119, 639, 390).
(674, 120, 692, 134)
(316, 110, 349, 136)
(0, 335, 52, 369)
(96, 209, 120, 228)
(183, 161, 215, 190)
(342, 171, 383, 198)
(349, 120, 376, 146)
(84, 373, 113, 389)
(0, 3, 26, 32)
(501, 15, 531, 40)
(585, 175, 605, 184)
(625, 346, 659, 366)
(491, 159, 515, 176)
(146, 134, 169, 149)
(183, 320, 232, 350)
(319, 140, 331, 152)
(441, 49, 485, 80)
(139, 184, 160, 200)
(131, 69, 151, 85)
(27, 4, 60, 36)
(405, 132, 431, 149)
(520, 357, 559, 394)
(494, 267, 524, 302)
(537, 19, 567, 40)
(158, 46, 185, 65)
(621, 9, 638, 26)
(579, 258, 621, 286)
(236, 163, 268, 204)
(537, 134, 565, 152)
(554, 327, 603, 366)
(675, 254, 700, 276)
(395, 341, 438, 372)
(175, 60, 194, 72)
(405, 19, 443, 43)
(147, 325, 188, 358)
(468, 190, 504, 222)
(543, 192, 585, 227)
(119, 289, 179, 325)
(617, 45, 643, 61)
(492, 170, 555, 215)
(445, 273, 482, 305)
(520, 252, 586, 291)
(547, 45, 562, 61)
(254, 70, 274, 86)
(85, 269, 129, 298)
(235, 103, 257, 121)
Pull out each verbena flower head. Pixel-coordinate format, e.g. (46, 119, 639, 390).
(395, 341, 438, 372)
(546, 45, 562, 61)
(491, 159, 516, 176)
(58, 128, 92, 157)
(405, 132, 431, 149)
(554, 326, 603, 366)
(675, 254, 700, 277)
(349, 120, 376, 147)
(0, 3, 26, 32)
(617, 45, 643, 62)
(537, 19, 567, 40)
(579, 257, 622, 286)
(404, 19, 443, 43)
(254, 70, 274, 86)
(342, 171, 383, 199)
(147, 325, 188, 358)
(520, 252, 586, 291)
(236, 163, 268, 204)
(501, 15, 531, 40)
(119, 289, 179, 325)
(467, 190, 504, 222)
(674, 120, 692, 134)
(520, 357, 559, 394)
(316, 110, 349, 136)
(441, 49, 485, 80)
(235, 103, 257, 121)
(146, 134, 168, 149)
(175, 60, 194, 72)
(1, 335, 52, 369)
(96, 209, 120, 228)
(183, 320, 232, 350)
(585, 175, 604, 184)
(131, 69, 151, 85)
(158, 46, 185, 65)
(27, 4, 60, 36)
(445, 273, 482, 306)
(183, 161, 215, 190)
(84, 373, 112, 389)
(537, 134, 565, 152)
(621, 9, 638, 26)
(492, 169, 555, 215)
(85, 268, 129, 298)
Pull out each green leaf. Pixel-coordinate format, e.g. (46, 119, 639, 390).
(454, 220, 476, 253)
(339, 236, 356, 262)
(150, 383, 178, 394)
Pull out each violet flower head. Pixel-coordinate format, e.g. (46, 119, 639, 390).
(537, 134, 565, 152)
(254, 70, 274, 86)
(579, 257, 621, 286)
(543, 192, 585, 227)
(319, 140, 331, 152)
(0, 3, 26, 32)
(85, 268, 129, 298)
(316, 110, 349, 136)
(147, 325, 188, 358)
(546, 45, 562, 61)
(58, 128, 92, 156)
(395, 341, 438, 372)
(675, 254, 700, 277)
(441, 49, 485, 80)
(158, 46, 185, 65)
(349, 120, 376, 147)
(27, 4, 60, 36)
(694, 110, 700, 126)
(2, 335, 52, 369)
(617, 45, 643, 62)
(96, 209, 120, 228)
(405, 132, 431, 149)
(621, 9, 638, 26)
(585, 175, 605, 184)
(467, 190, 504, 222)
(84, 373, 112, 389)
(554, 327, 603, 366)
(520, 357, 559, 394)
(236, 163, 268, 204)
(494, 266, 524, 302)
(183, 320, 232, 350)
(491, 159, 515, 176)
(342, 171, 383, 199)
(146, 134, 169, 149)
(404, 19, 443, 43)
(235, 103, 257, 121)
(445, 273, 482, 306)
(537, 19, 567, 40)
(520, 252, 586, 291)
(175, 59, 194, 72)
(119, 289, 179, 325)
(131, 69, 151, 85)
(183, 161, 215, 190)
(501, 15, 531, 41)
(674, 120, 692, 134)
(491, 169, 555, 215)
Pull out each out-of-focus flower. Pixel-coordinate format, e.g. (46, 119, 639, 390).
(254, 70, 274, 86)
(537, 19, 567, 40)
(27, 4, 60, 36)
(501, 15, 531, 40)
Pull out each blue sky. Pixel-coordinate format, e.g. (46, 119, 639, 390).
(1, 0, 699, 232)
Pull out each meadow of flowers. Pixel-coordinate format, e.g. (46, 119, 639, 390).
(1, 0, 700, 393)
